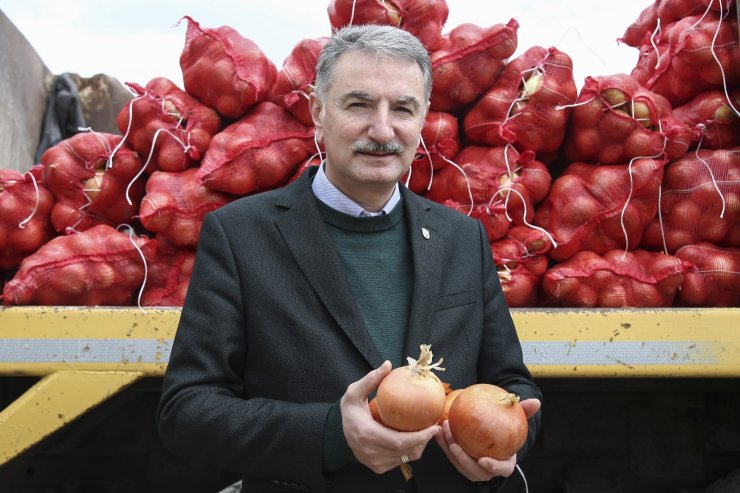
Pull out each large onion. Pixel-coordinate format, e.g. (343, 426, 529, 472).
(448, 383, 528, 460)
(375, 344, 446, 432)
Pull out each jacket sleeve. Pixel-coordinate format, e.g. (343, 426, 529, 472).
(474, 221, 543, 460)
(156, 212, 332, 492)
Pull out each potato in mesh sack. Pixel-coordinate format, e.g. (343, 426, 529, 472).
(270, 37, 329, 126)
(180, 16, 277, 119)
(642, 148, 739, 253)
(425, 145, 551, 242)
(534, 158, 668, 261)
(139, 168, 234, 247)
(197, 101, 315, 196)
(0, 166, 55, 271)
(429, 20, 518, 114)
(564, 73, 693, 165)
(117, 77, 222, 173)
(328, 0, 449, 51)
(542, 249, 693, 308)
(40, 132, 144, 233)
(464, 45, 577, 164)
(675, 242, 739, 307)
(2, 224, 157, 306)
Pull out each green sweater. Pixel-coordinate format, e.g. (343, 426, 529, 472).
(317, 198, 414, 473)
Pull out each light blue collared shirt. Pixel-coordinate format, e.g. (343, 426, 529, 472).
(311, 162, 401, 217)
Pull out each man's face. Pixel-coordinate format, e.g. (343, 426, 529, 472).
(310, 51, 428, 202)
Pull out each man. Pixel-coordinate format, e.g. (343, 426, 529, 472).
(157, 24, 542, 493)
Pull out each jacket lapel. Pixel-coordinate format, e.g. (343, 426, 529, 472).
(273, 171, 383, 368)
(401, 187, 447, 356)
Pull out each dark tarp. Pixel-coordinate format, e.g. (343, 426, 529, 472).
(35, 73, 86, 162)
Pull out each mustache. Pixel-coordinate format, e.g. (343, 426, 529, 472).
(352, 139, 404, 154)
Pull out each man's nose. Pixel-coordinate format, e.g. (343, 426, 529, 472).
(366, 108, 394, 143)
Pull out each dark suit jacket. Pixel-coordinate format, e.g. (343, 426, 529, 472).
(156, 168, 542, 493)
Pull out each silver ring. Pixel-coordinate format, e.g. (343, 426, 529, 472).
(401, 454, 410, 464)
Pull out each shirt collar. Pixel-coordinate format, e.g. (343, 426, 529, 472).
(311, 162, 401, 217)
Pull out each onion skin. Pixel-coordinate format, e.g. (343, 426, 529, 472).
(448, 383, 528, 460)
(376, 366, 446, 432)
(369, 397, 385, 426)
(437, 388, 463, 425)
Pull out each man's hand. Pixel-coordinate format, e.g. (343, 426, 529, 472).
(434, 398, 541, 482)
(341, 361, 441, 474)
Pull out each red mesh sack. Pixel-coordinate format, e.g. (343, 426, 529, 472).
(642, 148, 739, 252)
(631, 13, 740, 106)
(463, 46, 577, 164)
(426, 145, 551, 241)
(657, 0, 735, 26)
(40, 132, 144, 233)
(619, 0, 735, 48)
(327, 0, 449, 51)
(443, 200, 511, 242)
(2, 224, 157, 306)
(491, 226, 553, 307)
(403, 111, 460, 193)
(197, 101, 315, 195)
(565, 74, 693, 164)
(619, 3, 659, 48)
(270, 37, 330, 126)
(541, 249, 692, 308)
(139, 168, 234, 247)
(140, 238, 195, 307)
(0, 166, 55, 270)
(288, 155, 323, 184)
(534, 158, 668, 261)
(673, 89, 740, 150)
(676, 242, 739, 306)
(117, 77, 222, 173)
(180, 16, 277, 119)
(430, 20, 519, 113)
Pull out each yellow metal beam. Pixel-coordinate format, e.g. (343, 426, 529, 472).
(0, 306, 178, 376)
(0, 370, 142, 466)
(0, 306, 738, 377)
(513, 308, 740, 377)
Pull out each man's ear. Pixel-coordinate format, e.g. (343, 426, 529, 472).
(309, 92, 323, 142)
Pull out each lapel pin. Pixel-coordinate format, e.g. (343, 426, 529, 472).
(421, 227, 430, 239)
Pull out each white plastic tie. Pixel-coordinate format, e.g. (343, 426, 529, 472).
(349, 0, 357, 25)
(656, 184, 669, 255)
(650, 18, 662, 71)
(439, 154, 474, 216)
(554, 27, 606, 69)
(495, 184, 558, 248)
(516, 464, 529, 493)
(108, 95, 143, 170)
(312, 129, 325, 162)
(556, 96, 596, 111)
(695, 147, 727, 219)
(18, 171, 41, 229)
(417, 134, 435, 191)
(125, 127, 191, 206)
(117, 223, 148, 312)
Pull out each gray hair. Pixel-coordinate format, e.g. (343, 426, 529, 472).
(314, 24, 432, 104)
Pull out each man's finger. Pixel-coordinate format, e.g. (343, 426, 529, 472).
(520, 398, 541, 418)
(345, 360, 392, 400)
